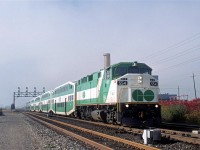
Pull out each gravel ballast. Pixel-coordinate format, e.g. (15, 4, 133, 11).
(1, 110, 199, 150)
(0, 110, 92, 150)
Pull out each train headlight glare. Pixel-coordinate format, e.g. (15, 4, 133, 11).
(155, 105, 159, 108)
(125, 104, 129, 108)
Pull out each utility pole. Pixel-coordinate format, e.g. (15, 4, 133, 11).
(192, 73, 197, 99)
(178, 85, 180, 100)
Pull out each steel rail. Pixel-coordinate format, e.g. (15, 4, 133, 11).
(26, 112, 160, 150)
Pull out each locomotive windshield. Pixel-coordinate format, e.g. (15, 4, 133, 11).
(113, 66, 151, 78)
(128, 66, 139, 73)
(128, 66, 151, 74)
(114, 67, 127, 76)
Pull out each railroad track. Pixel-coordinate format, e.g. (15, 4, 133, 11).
(25, 112, 159, 150)
(44, 113, 200, 145)
(26, 111, 200, 146)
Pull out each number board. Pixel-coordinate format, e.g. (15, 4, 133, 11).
(150, 78, 158, 86)
(150, 82, 158, 86)
(117, 81, 128, 86)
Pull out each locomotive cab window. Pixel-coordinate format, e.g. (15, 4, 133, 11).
(113, 67, 127, 78)
(140, 68, 151, 75)
(128, 66, 151, 75)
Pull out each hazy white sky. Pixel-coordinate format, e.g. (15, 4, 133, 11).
(0, 0, 200, 107)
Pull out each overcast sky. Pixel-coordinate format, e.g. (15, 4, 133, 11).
(0, 0, 200, 107)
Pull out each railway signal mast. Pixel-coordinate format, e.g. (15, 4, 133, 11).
(11, 87, 45, 110)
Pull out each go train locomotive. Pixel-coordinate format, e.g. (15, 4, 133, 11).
(27, 54, 161, 127)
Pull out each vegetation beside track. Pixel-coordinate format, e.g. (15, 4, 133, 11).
(159, 99, 200, 125)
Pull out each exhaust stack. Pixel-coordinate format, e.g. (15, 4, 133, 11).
(103, 53, 110, 69)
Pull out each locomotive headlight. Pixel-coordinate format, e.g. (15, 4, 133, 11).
(138, 80, 143, 83)
(138, 76, 143, 83)
(155, 104, 159, 108)
(125, 104, 129, 108)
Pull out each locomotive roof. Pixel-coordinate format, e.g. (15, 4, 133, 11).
(103, 62, 152, 70)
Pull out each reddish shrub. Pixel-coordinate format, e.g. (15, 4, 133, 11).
(159, 99, 200, 125)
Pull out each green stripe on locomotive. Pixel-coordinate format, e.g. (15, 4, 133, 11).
(76, 71, 103, 105)
(76, 72, 100, 92)
(99, 74, 111, 104)
(76, 69, 112, 105)
(77, 98, 99, 105)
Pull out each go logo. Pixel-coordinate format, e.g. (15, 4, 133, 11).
(132, 90, 154, 101)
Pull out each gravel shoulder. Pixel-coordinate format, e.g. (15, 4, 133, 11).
(0, 110, 42, 150)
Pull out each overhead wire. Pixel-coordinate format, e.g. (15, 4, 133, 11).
(139, 32, 200, 73)
(151, 45, 200, 65)
(139, 32, 200, 62)
(154, 55, 200, 72)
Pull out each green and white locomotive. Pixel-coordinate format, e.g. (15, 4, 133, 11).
(28, 54, 160, 127)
